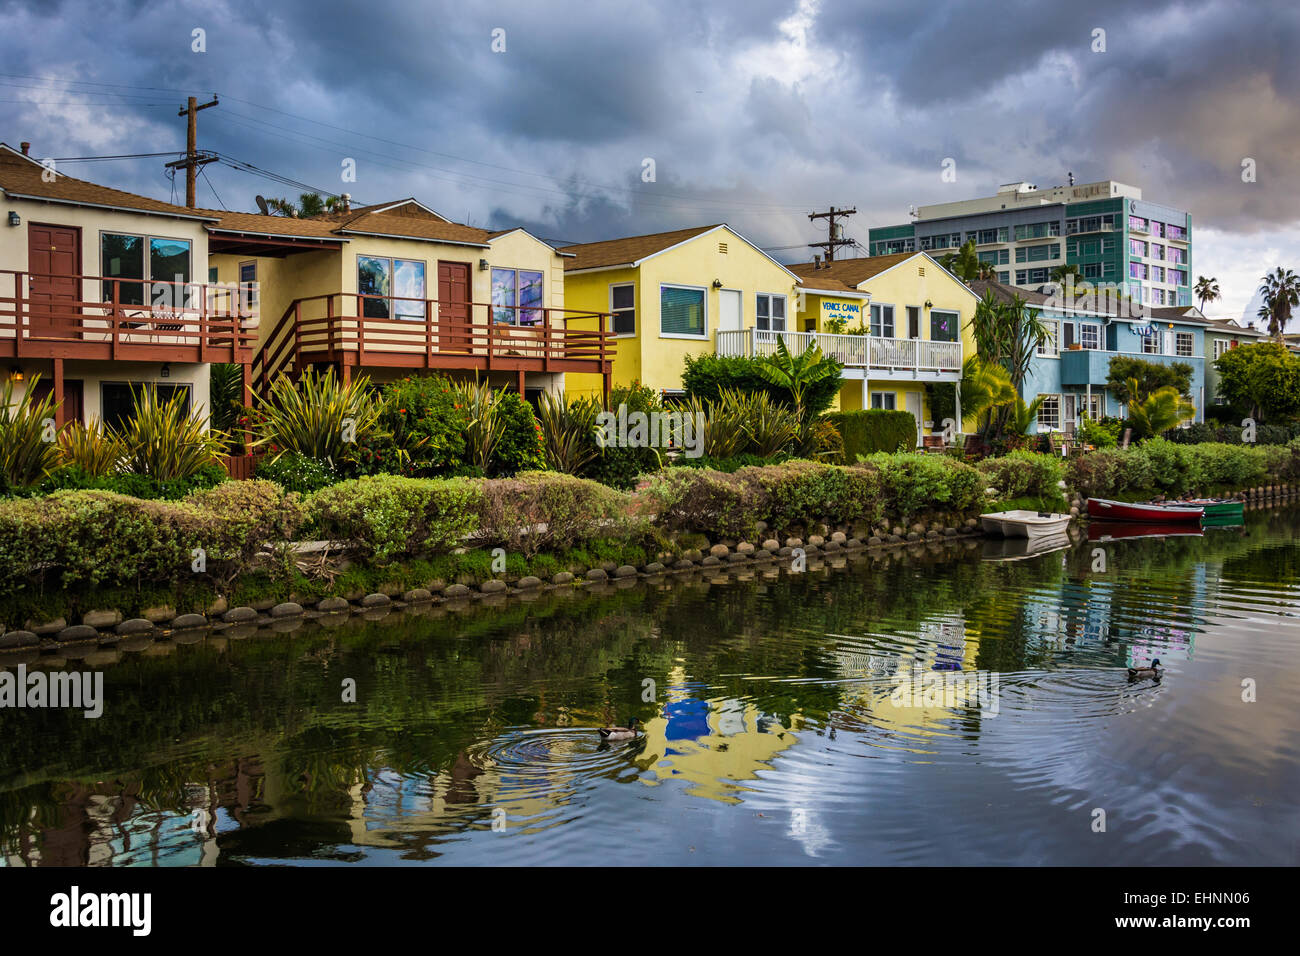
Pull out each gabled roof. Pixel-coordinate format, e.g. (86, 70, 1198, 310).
(333, 210, 492, 247)
(794, 275, 871, 297)
(1203, 317, 1267, 338)
(789, 251, 980, 302)
(1148, 305, 1209, 325)
(305, 197, 451, 224)
(0, 142, 218, 222)
(559, 224, 724, 271)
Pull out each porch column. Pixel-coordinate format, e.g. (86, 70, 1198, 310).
(241, 362, 253, 450)
(954, 380, 962, 438)
(52, 358, 65, 428)
(516, 369, 526, 396)
(861, 378, 869, 411)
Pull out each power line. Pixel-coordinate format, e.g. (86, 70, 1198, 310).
(51, 152, 183, 162)
(201, 167, 226, 210)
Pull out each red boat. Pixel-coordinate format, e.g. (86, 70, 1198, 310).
(1087, 521, 1203, 541)
(1085, 497, 1204, 524)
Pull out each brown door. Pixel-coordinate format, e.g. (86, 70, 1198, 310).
(31, 378, 83, 424)
(28, 224, 81, 338)
(437, 260, 471, 351)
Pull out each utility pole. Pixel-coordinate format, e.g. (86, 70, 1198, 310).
(166, 95, 219, 208)
(808, 206, 857, 262)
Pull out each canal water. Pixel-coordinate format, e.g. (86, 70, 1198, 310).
(3, 508, 1298, 867)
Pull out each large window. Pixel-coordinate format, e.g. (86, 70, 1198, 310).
(101, 233, 192, 307)
(610, 283, 635, 335)
(1167, 224, 1187, 241)
(930, 309, 959, 342)
(1079, 322, 1101, 349)
(870, 303, 895, 338)
(492, 267, 544, 325)
(756, 293, 786, 332)
(870, 391, 897, 410)
(101, 382, 191, 431)
(1142, 330, 1162, 354)
(1037, 395, 1061, 431)
(1176, 331, 1194, 356)
(358, 256, 427, 320)
(660, 284, 706, 337)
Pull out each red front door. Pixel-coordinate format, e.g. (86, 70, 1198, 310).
(437, 260, 471, 351)
(28, 223, 81, 338)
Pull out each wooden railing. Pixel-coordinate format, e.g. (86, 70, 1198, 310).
(715, 328, 961, 372)
(253, 292, 613, 391)
(0, 270, 257, 363)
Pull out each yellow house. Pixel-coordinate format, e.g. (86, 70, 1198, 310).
(559, 224, 801, 398)
(207, 199, 612, 398)
(788, 252, 980, 443)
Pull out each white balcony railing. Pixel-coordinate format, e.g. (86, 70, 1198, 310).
(715, 328, 961, 373)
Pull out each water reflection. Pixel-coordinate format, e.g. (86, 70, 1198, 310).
(3, 510, 1300, 866)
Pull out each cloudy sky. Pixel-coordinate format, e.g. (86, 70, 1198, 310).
(2, 0, 1297, 319)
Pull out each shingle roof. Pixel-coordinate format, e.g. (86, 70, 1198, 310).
(1203, 317, 1267, 337)
(968, 278, 1055, 306)
(558, 224, 723, 271)
(0, 143, 216, 220)
(786, 252, 918, 288)
(200, 208, 347, 239)
(333, 211, 492, 246)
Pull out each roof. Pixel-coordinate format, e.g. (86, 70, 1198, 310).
(794, 275, 871, 296)
(559, 224, 723, 271)
(303, 197, 450, 224)
(0, 142, 217, 221)
(786, 252, 918, 287)
(1203, 317, 1267, 338)
(970, 279, 1211, 324)
(333, 211, 492, 247)
(202, 207, 493, 248)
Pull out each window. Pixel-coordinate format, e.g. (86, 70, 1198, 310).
(1102, 237, 1117, 253)
(1083, 263, 1101, 279)
(1213, 338, 1232, 359)
(1130, 238, 1147, 256)
(1167, 247, 1186, 264)
(998, 271, 1010, 283)
(1150, 221, 1165, 238)
(978, 249, 1009, 265)
(870, 391, 897, 410)
(1038, 395, 1061, 430)
(1082, 394, 1102, 420)
(1038, 319, 1060, 356)
(977, 228, 1000, 245)
(1142, 330, 1162, 354)
(1150, 243, 1164, 260)
(101, 382, 191, 431)
(1014, 221, 1058, 241)
(239, 261, 258, 313)
(101, 233, 192, 307)
(1102, 261, 1115, 276)
(1167, 224, 1187, 241)
(1130, 262, 1148, 280)
(930, 309, 959, 343)
(756, 293, 786, 332)
(610, 283, 635, 335)
(491, 267, 544, 325)
(1175, 331, 1194, 356)
(870, 303, 895, 338)
(358, 256, 427, 320)
(1167, 269, 1187, 286)
(660, 284, 706, 337)
(1079, 322, 1101, 349)
(1129, 215, 1148, 232)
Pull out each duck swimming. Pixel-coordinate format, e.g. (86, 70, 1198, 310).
(1127, 658, 1162, 679)
(598, 717, 640, 740)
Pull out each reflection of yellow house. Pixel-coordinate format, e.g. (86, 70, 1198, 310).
(787, 252, 981, 442)
(559, 224, 801, 399)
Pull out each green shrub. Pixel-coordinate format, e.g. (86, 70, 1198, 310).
(862, 452, 984, 521)
(187, 479, 306, 578)
(672, 453, 785, 472)
(1064, 447, 1153, 498)
(491, 393, 545, 476)
(307, 475, 483, 563)
(682, 353, 840, 418)
(1182, 443, 1266, 490)
(0, 373, 61, 493)
(827, 409, 917, 459)
(639, 468, 766, 540)
(587, 382, 665, 489)
(740, 460, 883, 533)
(1077, 417, 1119, 448)
(357, 374, 469, 477)
(36, 462, 228, 500)
(1141, 437, 1199, 495)
(255, 450, 342, 494)
(478, 471, 638, 555)
(977, 450, 1065, 500)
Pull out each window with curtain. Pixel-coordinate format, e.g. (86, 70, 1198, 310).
(660, 285, 705, 336)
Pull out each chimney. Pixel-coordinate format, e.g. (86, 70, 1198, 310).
(340, 192, 351, 213)
(813, 254, 822, 270)
(20, 142, 30, 156)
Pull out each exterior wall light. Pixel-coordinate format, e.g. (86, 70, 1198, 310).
(712, 279, 723, 289)
(7, 211, 19, 227)
(479, 259, 490, 271)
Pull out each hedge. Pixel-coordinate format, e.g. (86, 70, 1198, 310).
(1064, 440, 1300, 499)
(977, 450, 1064, 500)
(824, 409, 917, 460)
(682, 353, 841, 418)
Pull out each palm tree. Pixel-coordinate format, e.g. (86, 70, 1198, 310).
(1194, 275, 1221, 314)
(752, 339, 840, 424)
(267, 192, 341, 218)
(1258, 267, 1300, 339)
(938, 240, 982, 283)
(1049, 263, 1082, 292)
(1125, 379, 1196, 438)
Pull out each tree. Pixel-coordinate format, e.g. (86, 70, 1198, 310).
(958, 355, 1017, 434)
(1258, 267, 1300, 339)
(1126, 381, 1196, 438)
(1050, 264, 1082, 287)
(267, 192, 341, 218)
(752, 340, 841, 424)
(938, 240, 981, 283)
(1194, 275, 1221, 314)
(1106, 355, 1194, 403)
(682, 353, 841, 418)
(1213, 341, 1300, 422)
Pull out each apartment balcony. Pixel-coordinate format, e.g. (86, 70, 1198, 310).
(715, 328, 962, 381)
(0, 270, 256, 364)
(253, 292, 613, 392)
(1059, 347, 1203, 386)
(1066, 221, 1116, 235)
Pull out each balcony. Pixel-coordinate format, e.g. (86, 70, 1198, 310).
(1060, 347, 1203, 386)
(715, 328, 962, 381)
(1066, 221, 1115, 235)
(252, 292, 613, 391)
(0, 270, 256, 364)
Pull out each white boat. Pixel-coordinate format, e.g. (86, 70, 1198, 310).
(980, 510, 1073, 540)
(981, 532, 1073, 561)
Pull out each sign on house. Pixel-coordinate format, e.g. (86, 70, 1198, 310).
(820, 299, 862, 326)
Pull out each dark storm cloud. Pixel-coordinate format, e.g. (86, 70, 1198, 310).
(0, 0, 1297, 258)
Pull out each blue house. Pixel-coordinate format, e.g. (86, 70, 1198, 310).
(970, 280, 1208, 435)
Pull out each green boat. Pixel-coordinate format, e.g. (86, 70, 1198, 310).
(1184, 498, 1245, 521)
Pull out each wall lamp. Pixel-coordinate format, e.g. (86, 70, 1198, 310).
(9, 366, 23, 382)
(7, 211, 19, 227)
(160, 363, 170, 379)
(924, 299, 933, 309)
(712, 279, 723, 289)
(479, 258, 490, 271)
